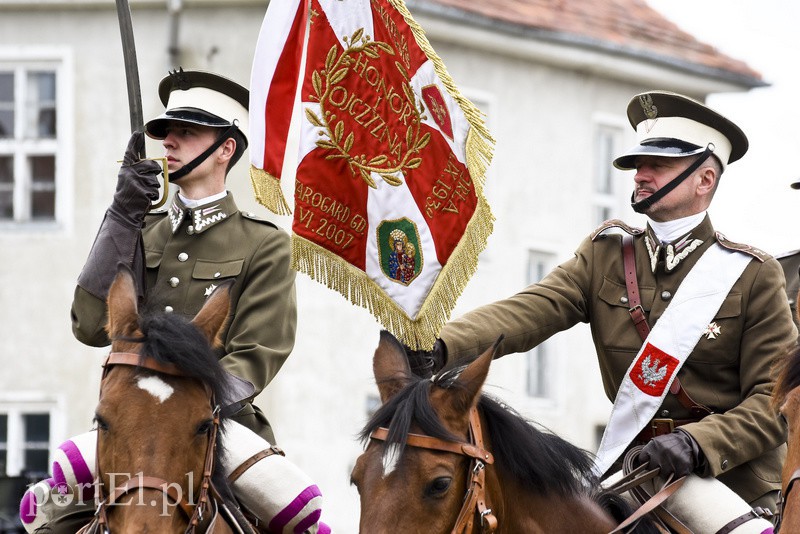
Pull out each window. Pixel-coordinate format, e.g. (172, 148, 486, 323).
(0, 403, 59, 478)
(525, 249, 556, 398)
(0, 62, 63, 225)
(593, 123, 625, 226)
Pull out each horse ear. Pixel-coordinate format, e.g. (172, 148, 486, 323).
(447, 335, 503, 413)
(105, 265, 140, 339)
(373, 331, 412, 403)
(192, 280, 232, 347)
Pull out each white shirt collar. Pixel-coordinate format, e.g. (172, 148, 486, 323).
(178, 190, 228, 209)
(648, 211, 706, 244)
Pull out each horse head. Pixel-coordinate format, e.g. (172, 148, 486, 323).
(94, 266, 234, 532)
(351, 331, 503, 533)
(773, 334, 800, 532)
(352, 331, 660, 533)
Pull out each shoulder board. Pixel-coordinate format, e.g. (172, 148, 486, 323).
(590, 219, 644, 241)
(715, 232, 769, 263)
(241, 211, 278, 229)
(775, 248, 800, 260)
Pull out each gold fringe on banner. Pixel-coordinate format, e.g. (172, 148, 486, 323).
(292, 193, 494, 350)
(250, 165, 293, 215)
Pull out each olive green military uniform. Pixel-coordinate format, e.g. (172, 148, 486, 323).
(777, 249, 800, 325)
(71, 192, 296, 443)
(440, 215, 796, 503)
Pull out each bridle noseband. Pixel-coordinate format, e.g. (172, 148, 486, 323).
(370, 407, 498, 533)
(93, 352, 221, 534)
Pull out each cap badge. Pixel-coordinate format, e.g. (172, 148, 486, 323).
(639, 94, 658, 119)
(169, 67, 191, 91)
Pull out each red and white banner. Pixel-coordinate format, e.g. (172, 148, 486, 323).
(249, 0, 495, 349)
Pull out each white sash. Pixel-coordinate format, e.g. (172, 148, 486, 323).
(594, 243, 751, 476)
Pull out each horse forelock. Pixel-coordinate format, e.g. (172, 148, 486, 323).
(773, 341, 800, 409)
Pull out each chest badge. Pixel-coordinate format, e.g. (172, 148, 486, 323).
(703, 322, 721, 340)
(204, 283, 218, 298)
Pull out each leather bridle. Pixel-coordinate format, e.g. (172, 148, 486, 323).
(93, 352, 221, 534)
(777, 468, 800, 531)
(370, 407, 498, 533)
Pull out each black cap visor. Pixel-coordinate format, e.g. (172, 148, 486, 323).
(613, 138, 705, 170)
(145, 107, 230, 139)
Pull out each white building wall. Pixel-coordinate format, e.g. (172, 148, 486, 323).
(0, 2, 749, 531)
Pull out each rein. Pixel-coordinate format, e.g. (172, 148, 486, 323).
(370, 407, 498, 534)
(93, 352, 221, 534)
(777, 468, 800, 531)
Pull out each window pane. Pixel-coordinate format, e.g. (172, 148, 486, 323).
(0, 72, 12, 138)
(0, 157, 12, 219)
(26, 71, 56, 139)
(32, 191, 55, 219)
(0, 414, 7, 441)
(31, 155, 55, 184)
(24, 414, 49, 442)
(24, 449, 49, 474)
(0, 156, 10, 184)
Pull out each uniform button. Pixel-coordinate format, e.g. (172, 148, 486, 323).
(721, 459, 728, 470)
(187, 225, 195, 235)
(169, 277, 180, 288)
(178, 252, 189, 262)
(214, 272, 221, 278)
(661, 291, 672, 300)
(620, 296, 628, 304)
(660, 410, 669, 417)
(164, 306, 174, 313)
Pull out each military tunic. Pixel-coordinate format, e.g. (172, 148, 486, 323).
(440, 215, 796, 503)
(777, 249, 800, 325)
(71, 192, 297, 442)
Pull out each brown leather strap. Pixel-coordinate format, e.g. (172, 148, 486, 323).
(104, 352, 184, 377)
(370, 427, 494, 464)
(227, 446, 285, 484)
(715, 508, 772, 534)
(621, 236, 713, 419)
(622, 234, 651, 341)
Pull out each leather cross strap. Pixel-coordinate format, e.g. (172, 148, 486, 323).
(621, 235, 713, 419)
(227, 446, 285, 484)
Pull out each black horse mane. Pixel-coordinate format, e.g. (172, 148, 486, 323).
(359, 362, 599, 496)
(123, 310, 237, 504)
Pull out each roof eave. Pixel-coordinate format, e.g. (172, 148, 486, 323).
(407, 0, 767, 93)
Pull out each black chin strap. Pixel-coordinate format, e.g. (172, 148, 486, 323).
(630, 144, 715, 214)
(169, 123, 239, 182)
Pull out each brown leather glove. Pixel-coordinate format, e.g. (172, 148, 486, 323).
(404, 339, 447, 378)
(638, 428, 705, 479)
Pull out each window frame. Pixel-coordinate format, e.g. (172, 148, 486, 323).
(523, 247, 558, 402)
(0, 393, 66, 477)
(0, 48, 74, 231)
(591, 113, 628, 227)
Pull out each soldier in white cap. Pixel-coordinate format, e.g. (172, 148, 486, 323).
(411, 90, 795, 524)
(26, 69, 330, 533)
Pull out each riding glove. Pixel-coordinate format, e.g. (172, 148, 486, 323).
(638, 428, 706, 479)
(110, 131, 162, 228)
(404, 339, 447, 378)
(77, 132, 161, 301)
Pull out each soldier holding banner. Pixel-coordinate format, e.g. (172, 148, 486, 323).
(418, 91, 795, 518)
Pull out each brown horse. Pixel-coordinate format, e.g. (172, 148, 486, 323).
(79, 267, 246, 533)
(772, 329, 800, 533)
(351, 331, 660, 533)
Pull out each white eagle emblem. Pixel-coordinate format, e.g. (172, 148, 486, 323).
(639, 355, 668, 386)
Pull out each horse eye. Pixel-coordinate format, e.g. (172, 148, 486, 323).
(196, 420, 214, 436)
(93, 415, 109, 432)
(424, 476, 452, 498)
(780, 412, 788, 426)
